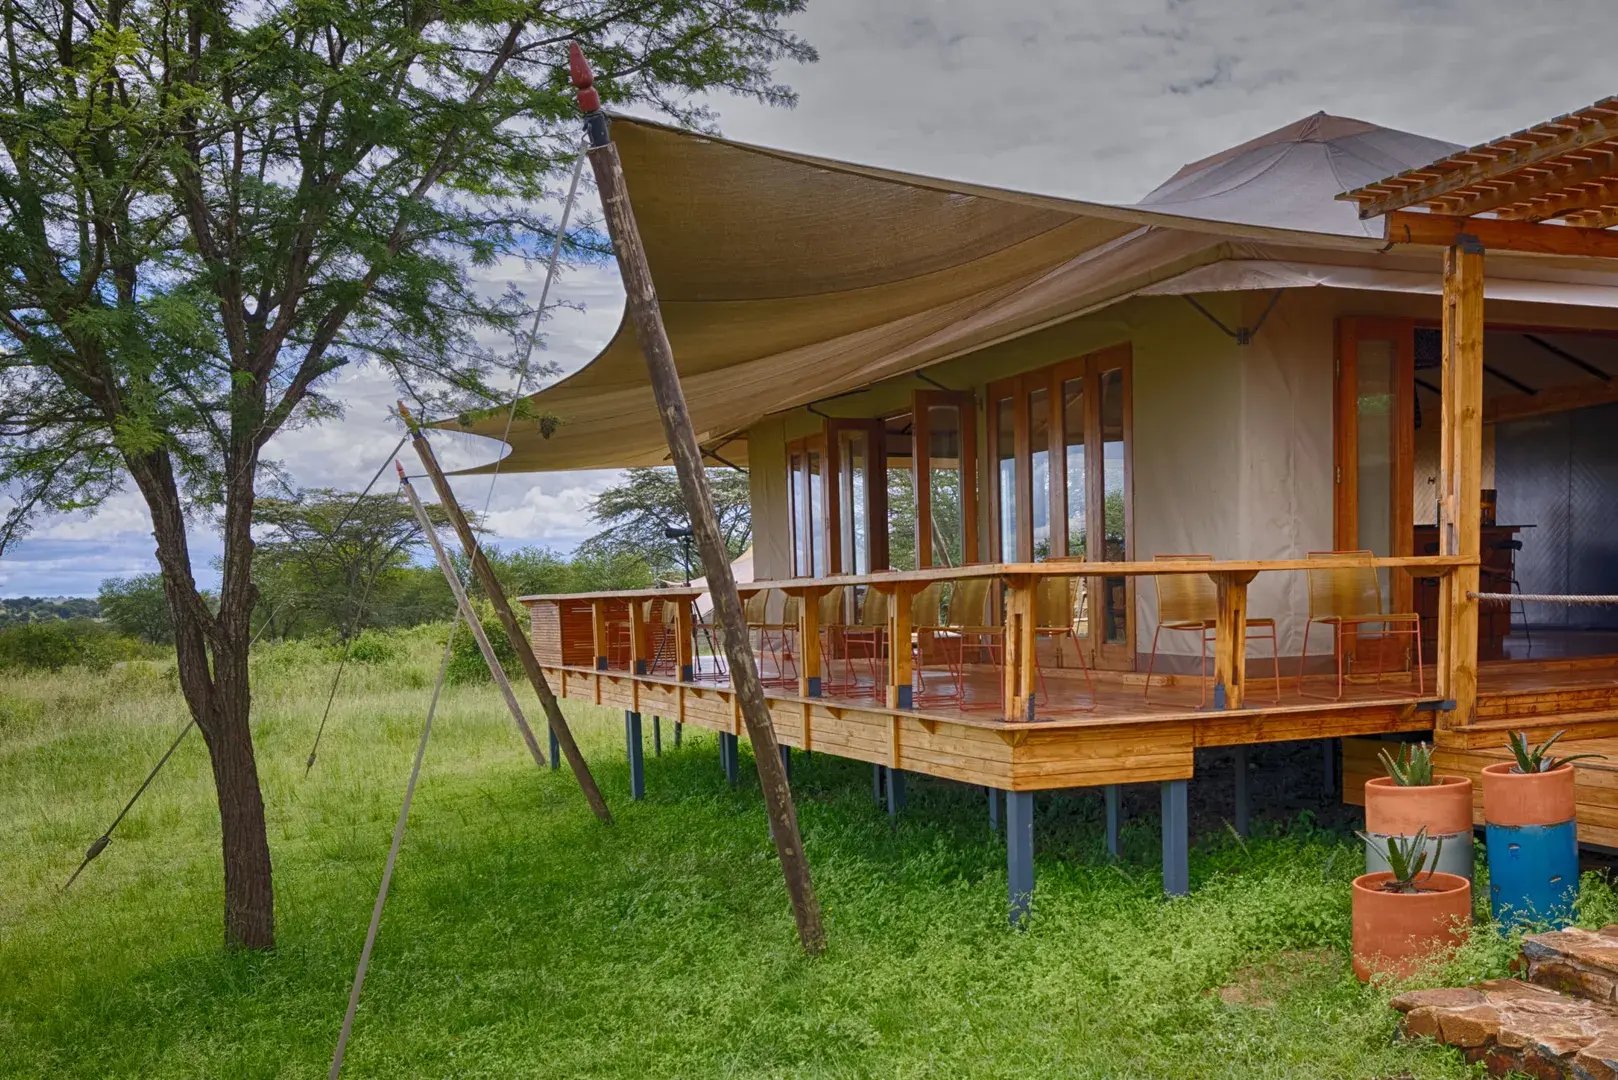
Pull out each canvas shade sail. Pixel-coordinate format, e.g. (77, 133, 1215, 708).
(442, 114, 1422, 473)
(444, 111, 1618, 473)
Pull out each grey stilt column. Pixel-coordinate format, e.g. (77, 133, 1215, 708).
(1007, 791, 1034, 925)
(653, 716, 662, 756)
(780, 744, 792, 781)
(674, 722, 682, 747)
(1233, 746, 1250, 838)
(549, 726, 560, 771)
(625, 711, 645, 800)
(872, 764, 886, 806)
(720, 731, 739, 787)
(885, 768, 907, 818)
(1161, 779, 1189, 896)
(1104, 785, 1121, 858)
(987, 787, 1001, 834)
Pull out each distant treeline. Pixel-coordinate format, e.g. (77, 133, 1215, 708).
(0, 596, 100, 627)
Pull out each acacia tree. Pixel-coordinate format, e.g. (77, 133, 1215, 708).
(580, 465, 749, 578)
(0, 0, 811, 949)
(254, 488, 452, 639)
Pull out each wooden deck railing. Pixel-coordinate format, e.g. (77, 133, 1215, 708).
(519, 555, 1471, 721)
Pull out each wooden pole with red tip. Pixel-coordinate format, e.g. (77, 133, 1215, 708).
(568, 41, 826, 955)
(398, 401, 613, 826)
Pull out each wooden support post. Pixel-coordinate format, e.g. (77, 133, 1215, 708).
(1003, 575, 1037, 722)
(886, 583, 914, 710)
(1210, 571, 1256, 710)
(397, 467, 547, 772)
(674, 599, 695, 682)
(573, 44, 822, 954)
(399, 410, 613, 825)
(628, 600, 651, 675)
(1438, 239, 1485, 728)
(591, 600, 610, 671)
(798, 587, 823, 698)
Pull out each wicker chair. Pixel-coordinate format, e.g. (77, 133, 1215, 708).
(1300, 550, 1424, 700)
(1142, 554, 1280, 706)
(917, 577, 1000, 708)
(745, 589, 798, 687)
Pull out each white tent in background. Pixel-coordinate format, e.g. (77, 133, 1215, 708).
(685, 545, 753, 619)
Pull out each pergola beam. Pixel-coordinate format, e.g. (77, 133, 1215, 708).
(1384, 211, 1618, 258)
(1347, 103, 1618, 218)
(1494, 178, 1618, 223)
(1430, 146, 1618, 219)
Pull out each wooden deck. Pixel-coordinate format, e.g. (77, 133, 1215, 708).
(543, 655, 1441, 792)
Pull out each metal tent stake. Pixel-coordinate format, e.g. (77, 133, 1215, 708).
(569, 41, 825, 955)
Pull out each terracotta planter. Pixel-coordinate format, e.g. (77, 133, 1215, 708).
(1351, 870, 1472, 981)
(1363, 774, 1476, 881)
(1481, 762, 1576, 827)
(1364, 775, 1474, 835)
(1482, 762, 1580, 927)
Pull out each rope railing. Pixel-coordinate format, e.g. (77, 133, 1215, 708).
(1471, 592, 1618, 605)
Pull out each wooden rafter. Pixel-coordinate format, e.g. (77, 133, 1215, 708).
(1428, 144, 1618, 219)
(1341, 96, 1618, 219)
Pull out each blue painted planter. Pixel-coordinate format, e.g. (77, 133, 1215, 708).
(1482, 761, 1579, 928)
(1485, 820, 1578, 927)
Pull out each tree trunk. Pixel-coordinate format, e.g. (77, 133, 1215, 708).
(136, 451, 276, 951)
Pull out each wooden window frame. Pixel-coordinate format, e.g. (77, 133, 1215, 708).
(912, 390, 979, 568)
(985, 343, 1135, 668)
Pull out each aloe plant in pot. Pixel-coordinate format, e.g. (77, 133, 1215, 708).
(1482, 731, 1604, 927)
(1362, 742, 1474, 882)
(1351, 828, 1472, 981)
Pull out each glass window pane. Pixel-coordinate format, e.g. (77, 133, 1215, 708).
(926, 404, 965, 567)
(1029, 387, 1051, 561)
(888, 463, 916, 571)
(995, 396, 1016, 559)
(808, 448, 826, 576)
(839, 430, 870, 575)
(789, 449, 808, 576)
(1099, 368, 1127, 644)
(1063, 378, 1086, 558)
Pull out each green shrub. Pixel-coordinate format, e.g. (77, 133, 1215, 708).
(446, 602, 515, 685)
(0, 619, 119, 672)
(346, 629, 398, 665)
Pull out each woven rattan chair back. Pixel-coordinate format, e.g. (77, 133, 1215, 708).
(1306, 550, 1383, 619)
(1153, 554, 1217, 626)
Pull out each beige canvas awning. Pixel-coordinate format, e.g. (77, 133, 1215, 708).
(440, 114, 1415, 473)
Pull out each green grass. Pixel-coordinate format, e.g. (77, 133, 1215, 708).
(0, 632, 1598, 1077)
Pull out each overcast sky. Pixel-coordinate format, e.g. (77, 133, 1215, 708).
(5, 0, 1616, 596)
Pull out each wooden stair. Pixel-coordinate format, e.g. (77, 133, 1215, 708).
(1392, 927, 1618, 1077)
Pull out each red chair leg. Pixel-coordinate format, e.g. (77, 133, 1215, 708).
(1143, 625, 1164, 702)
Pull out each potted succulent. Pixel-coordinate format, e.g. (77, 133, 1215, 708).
(1351, 828, 1472, 981)
(1482, 731, 1602, 927)
(1362, 742, 1474, 881)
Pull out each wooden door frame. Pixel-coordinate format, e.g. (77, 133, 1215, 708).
(824, 417, 888, 573)
(912, 390, 979, 568)
(1334, 317, 1416, 614)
